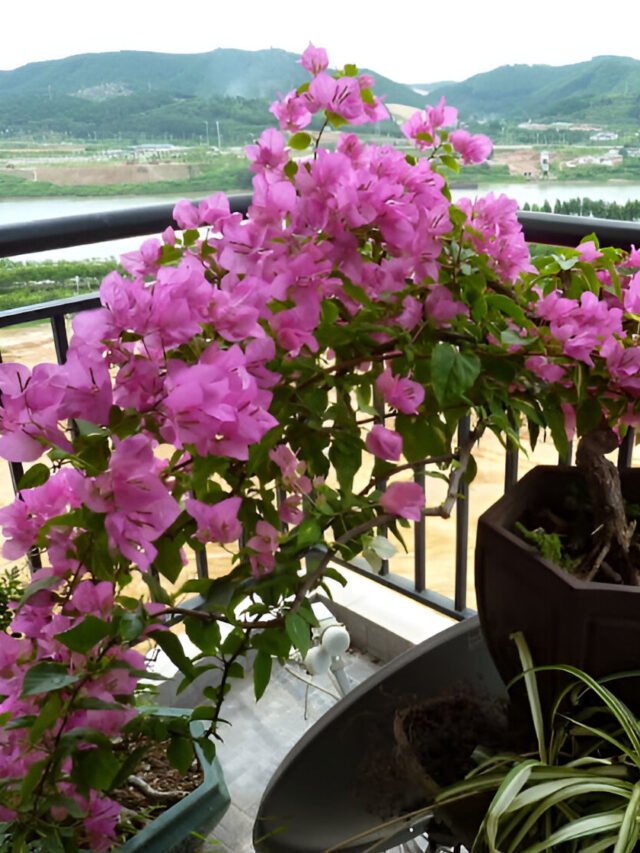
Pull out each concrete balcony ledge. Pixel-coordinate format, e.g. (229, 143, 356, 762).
(318, 566, 456, 663)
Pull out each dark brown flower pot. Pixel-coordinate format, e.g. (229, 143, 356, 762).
(475, 465, 640, 713)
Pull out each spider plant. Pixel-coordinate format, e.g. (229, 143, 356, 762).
(328, 633, 640, 853)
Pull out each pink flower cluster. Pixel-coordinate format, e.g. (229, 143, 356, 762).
(270, 43, 388, 131)
(457, 193, 533, 283)
(0, 576, 156, 850)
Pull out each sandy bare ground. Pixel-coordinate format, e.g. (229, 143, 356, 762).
(0, 325, 635, 609)
(5, 162, 200, 186)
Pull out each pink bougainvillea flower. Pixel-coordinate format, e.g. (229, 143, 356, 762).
(279, 495, 304, 526)
(269, 91, 313, 132)
(120, 237, 163, 277)
(299, 43, 329, 76)
(624, 271, 640, 315)
(525, 355, 567, 383)
(366, 425, 403, 461)
(0, 468, 85, 559)
(198, 191, 232, 228)
(380, 481, 425, 521)
(424, 284, 469, 327)
(0, 362, 70, 462)
(561, 402, 577, 442)
(375, 368, 425, 415)
(245, 128, 289, 175)
(247, 520, 279, 577)
(449, 129, 493, 164)
(185, 496, 243, 545)
(576, 240, 603, 263)
(172, 198, 201, 230)
(402, 97, 457, 149)
(82, 792, 121, 852)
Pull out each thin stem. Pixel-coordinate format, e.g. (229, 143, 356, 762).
(358, 453, 457, 497)
(422, 424, 484, 519)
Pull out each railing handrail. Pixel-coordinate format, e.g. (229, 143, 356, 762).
(0, 193, 253, 258)
(2, 202, 640, 259)
(517, 210, 640, 249)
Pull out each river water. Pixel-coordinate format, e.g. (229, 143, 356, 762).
(2, 181, 640, 261)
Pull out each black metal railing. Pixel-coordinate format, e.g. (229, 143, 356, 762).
(2, 203, 640, 621)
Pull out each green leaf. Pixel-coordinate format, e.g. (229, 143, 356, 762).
(227, 661, 244, 679)
(185, 616, 221, 656)
(326, 111, 348, 129)
(56, 615, 112, 654)
(18, 463, 50, 490)
(167, 736, 195, 774)
(368, 535, 397, 560)
(285, 612, 311, 658)
(115, 609, 146, 643)
(288, 132, 312, 151)
(511, 632, 547, 763)
(524, 812, 623, 852)
(343, 63, 358, 77)
(253, 650, 272, 701)
(360, 87, 375, 106)
(431, 343, 481, 406)
(439, 153, 460, 173)
(577, 397, 604, 436)
(614, 781, 640, 853)
(28, 693, 63, 744)
(328, 433, 362, 498)
(396, 413, 451, 460)
(295, 517, 323, 550)
(283, 160, 298, 179)
(152, 536, 184, 584)
(149, 630, 196, 681)
(21, 662, 81, 697)
(500, 329, 536, 347)
(252, 629, 292, 659)
(72, 745, 121, 792)
(486, 293, 528, 326)
(544, 402, 571, 461)
(482, 759, 539, 849)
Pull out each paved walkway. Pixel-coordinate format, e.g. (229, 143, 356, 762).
(208, 651, 381, 852)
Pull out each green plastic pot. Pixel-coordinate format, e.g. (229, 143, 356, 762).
(119, 711, 230, 853)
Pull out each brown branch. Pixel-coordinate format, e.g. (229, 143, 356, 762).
(358, 453, 457, 497)
(422, 425, 484, 519)
(287, 512, 397, 611)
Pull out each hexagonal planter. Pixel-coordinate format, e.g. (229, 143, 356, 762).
(475, 465, 640, 712)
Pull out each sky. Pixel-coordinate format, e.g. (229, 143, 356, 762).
(3, 0, 640, 84)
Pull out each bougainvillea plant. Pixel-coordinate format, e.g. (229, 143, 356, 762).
(0, 43, 640, 850)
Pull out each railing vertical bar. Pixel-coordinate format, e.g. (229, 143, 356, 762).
(558, 443, 573, 467)
(414, 465, 426, 593)
(504, 413, 519, 491)
(374, 390, 390, 577)
(618, 428, 635, 471)
(195, 549, 209, 580)
(51, 313, 70, 364)
(7, 462, 42, 570)
(504, 446, 519, 492)
(454, 417, 470, 613)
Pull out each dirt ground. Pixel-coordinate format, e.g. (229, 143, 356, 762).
(490, 147, 545, 178)
(7, 162, 199, 186)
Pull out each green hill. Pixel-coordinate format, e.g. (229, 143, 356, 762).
(427, 55, 640, 124)
(0, 48, 423, 143)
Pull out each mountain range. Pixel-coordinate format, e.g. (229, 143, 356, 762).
(1, 49, 639, 142)
(426, 55, 640, 124)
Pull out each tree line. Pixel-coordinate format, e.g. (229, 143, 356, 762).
(522, 197, 640, 221)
